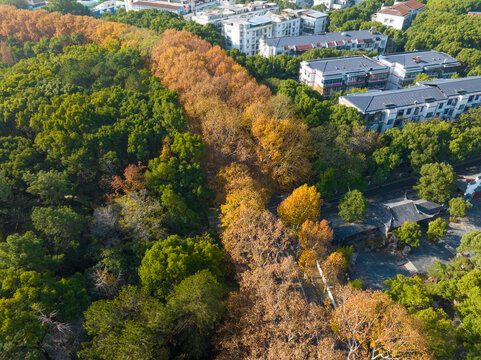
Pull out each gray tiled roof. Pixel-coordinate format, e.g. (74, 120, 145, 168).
(342, 86, 444, 112)
(303, 55, 388, 75)
(263, 30, 387, 48)
(420, 76, 481, 97)
(342, 76, 481, 112)
(378, 50, 459, 68)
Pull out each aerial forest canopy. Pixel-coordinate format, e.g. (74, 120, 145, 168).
(0, 4, 480, 359)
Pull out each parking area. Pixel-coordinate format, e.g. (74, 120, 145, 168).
(351, 199, 481, 290)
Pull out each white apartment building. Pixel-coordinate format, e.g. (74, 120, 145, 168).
(339, 77, 481, 132)
(259, 30, 388, 57)
(92, 0, 125, 16)
(371, 0, 425, 30)
(223, 16, 275, 55)
(299, 55, 389, 95)
(267, 12, 301, 38)
(313, 0, 361, 11)
(125, 0, 222, 13)
(223, 10, 327, 55)
(377, 50, 462, 89)
(27, 0, 46, 9)
(283, 9, 328, 35)
(191, 1, 278, 26)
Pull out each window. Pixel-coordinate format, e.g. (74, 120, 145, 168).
(468, 95, 474, 102)
(438, 103, 444, 109)
(459, 104, 465, 110)
(397, 109, 404, 117)
(414, 107, 419, 115)
(426, 112, 434, 118)
(447, 99, 453, 106)
(406, 108, 412, 115)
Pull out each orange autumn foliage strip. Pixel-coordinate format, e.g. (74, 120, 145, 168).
(0, 6, 311, 190)
(0, 5, 159, 53)
(149, 29, 312, 190)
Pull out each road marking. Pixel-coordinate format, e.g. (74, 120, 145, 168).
(404, 260, 418, 273)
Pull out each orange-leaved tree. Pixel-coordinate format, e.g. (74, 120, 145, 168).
(331, 286, 434, 360)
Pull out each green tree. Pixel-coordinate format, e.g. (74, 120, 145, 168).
(413, 308, 457, 359)
(0, 269, 88, 359)
(458, 231, 481, 266)
(385, 274, 432, 313)
(0, 232, 60, 271)
(23, 170, 71, 204)
(138, 234, 224, 299)
(427, 218, 447, 242)
(47, 0, 90, 15)
(81, 286, 171, 360)
(31, 206, 85, 251)
(0, 0, 28, 8)
(449, 197, 472, 218)
(166, 270, 226, 359)
(414, 162, 457, 203)
(338, 190, 368, 222)
(170, 132, 205, 163)
(393, 221, 421, 247)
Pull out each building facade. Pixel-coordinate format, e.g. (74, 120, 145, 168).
(377, 50, 462, 89)
(222, 9, 327, 55)
(92, 0, 125, 16)
(339, 76, 481, 132)
(313, 0, 361, 11)
(259, 30, 388, 57)
(191, 1, 278, 26)
(283, 9, 328, 35)
(223, 16, 275, 55)
(371, 0, 425, 30)
(125, 0, 187, 13)
(299, 55, 389, 95)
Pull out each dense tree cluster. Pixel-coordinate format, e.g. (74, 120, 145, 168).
(0, 6, 472, 359)
(0, 22, 226, 358)
(103, 9, 225, 47)
(227, 47, 379, 82)
(385, 231, 481, 358)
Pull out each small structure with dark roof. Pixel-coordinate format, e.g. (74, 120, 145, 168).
(331, 197, 444, 243)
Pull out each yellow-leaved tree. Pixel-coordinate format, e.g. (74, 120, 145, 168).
(277, 184, 322, 230)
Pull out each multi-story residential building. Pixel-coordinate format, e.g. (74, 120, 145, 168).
(223, 16, 275, 55)
(92, 0, 125, 16)
(267, 12, 301, 38)
(377, 50, 462, 89)
(299, 55, 389, 95)
(125, 0, 187, 13)
(191, 1, 278, 26)
(339, 76, 481, 132)
(313, 0, 361, 11)
(259, 30, 388, 57)
(27, 0, 46, 9)
(222, 10, 327, 55)
(125, 0, 224, 13)
(371, 0, 425, 30)
(283, 9, 328, 35)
